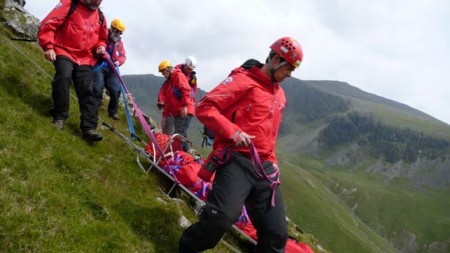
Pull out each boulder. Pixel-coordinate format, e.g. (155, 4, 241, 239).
(1, 0, 40, 41)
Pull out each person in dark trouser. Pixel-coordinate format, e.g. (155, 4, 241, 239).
(157, 73, 174, 135)
(157, 60, 194, 151)
(158, 56, 198, 136)
(179, 37, 304, 252)
(38, 0, 108, 142)
(93, 18, 127, 120)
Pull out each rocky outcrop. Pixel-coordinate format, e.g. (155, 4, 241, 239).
(1, 0, 40, 40)
(323, 140, 450, 189)
(366, 155, 450, 189)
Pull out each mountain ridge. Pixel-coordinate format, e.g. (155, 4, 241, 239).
(301, 79, 443, 123)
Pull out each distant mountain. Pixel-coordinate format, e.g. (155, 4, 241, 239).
(123, 74, 450, 167)
(300, 80, 440, 122)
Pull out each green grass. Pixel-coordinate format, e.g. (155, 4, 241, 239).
(279, 154, 396, 253)
(277, 150, 450, 253)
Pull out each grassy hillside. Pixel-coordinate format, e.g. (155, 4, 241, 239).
(277, 80, 450, 252)
(279, 152, 450, 253)
(278, 154, 397, 253)
(0, 26, 182, 252)
(0, 25, 256, 252)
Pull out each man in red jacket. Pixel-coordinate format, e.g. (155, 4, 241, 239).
(179, 37, 303, 253)
(38, 0, 108, 142)
(156, 61, 174, 135)
(176, 56, 198, 103)
(157, 60, 194, 151)
(93, 18, 127, 120)
(158, 56, 198, 135)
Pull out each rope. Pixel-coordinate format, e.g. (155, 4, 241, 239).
(104, 53, 166, 159)
(114, 66, 139, 141)
(0, 33, 88, 107)
(0, 33, 52, 79)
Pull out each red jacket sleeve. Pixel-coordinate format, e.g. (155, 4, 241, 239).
(195, 71, 249, 141)
(38, 0, 72, 51)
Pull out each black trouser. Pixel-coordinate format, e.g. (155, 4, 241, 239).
(52, 56, 99, 131)
(179, 153, 288, 253)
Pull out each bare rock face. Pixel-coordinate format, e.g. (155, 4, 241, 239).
(1, 0, 40, 40)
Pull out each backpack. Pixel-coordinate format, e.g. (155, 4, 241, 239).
(66, 0, 105, 26)
(241, 59, 263, 69)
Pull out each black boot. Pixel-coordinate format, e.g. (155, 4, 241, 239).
(179, 228, 199, 253)
(82, 129, 103, 142)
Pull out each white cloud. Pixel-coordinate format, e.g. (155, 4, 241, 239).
(25, 0, 450, 125)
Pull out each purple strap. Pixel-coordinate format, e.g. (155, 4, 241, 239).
(239, 206, 250, 224)
(249, 142, 280, 207)
(104, 54, 166, 159)
(193, 181, 210, 199)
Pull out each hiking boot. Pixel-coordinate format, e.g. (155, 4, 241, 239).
(82, 129, 103, 142)
(110, 114, 119, 120)
(52, 119, 64, 130)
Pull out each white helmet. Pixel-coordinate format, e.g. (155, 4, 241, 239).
(185, 56, 197, 69)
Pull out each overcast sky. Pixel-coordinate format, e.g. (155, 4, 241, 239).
(26, 0, 450, 125)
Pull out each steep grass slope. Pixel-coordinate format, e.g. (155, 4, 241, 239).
(279, 152, 450, 253)
(278, 154, 397, 253)
(0, 26, 243, 253)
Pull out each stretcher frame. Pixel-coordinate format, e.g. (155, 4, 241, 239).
(135, 132, 258, 246)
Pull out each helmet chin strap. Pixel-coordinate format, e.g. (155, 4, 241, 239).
(267, 53, 287, 83)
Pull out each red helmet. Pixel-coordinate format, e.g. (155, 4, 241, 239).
(270, 37, 303, 68)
